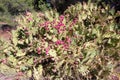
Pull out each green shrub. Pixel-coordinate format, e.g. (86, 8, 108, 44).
(0, 2, 120, 80)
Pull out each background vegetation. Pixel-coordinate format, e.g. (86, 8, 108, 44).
(0, 0, 120, 24)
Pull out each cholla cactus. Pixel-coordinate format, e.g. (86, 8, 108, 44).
(0, 2, 120, 80)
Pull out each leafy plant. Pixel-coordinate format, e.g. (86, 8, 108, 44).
(0, 2, 120, 80)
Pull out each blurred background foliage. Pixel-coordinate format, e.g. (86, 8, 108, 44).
(0, 0, 120, 17)
(0, 0, 33, 25)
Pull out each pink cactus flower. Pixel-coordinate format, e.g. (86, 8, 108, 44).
(44, 21, 50, 27)
(73, 18, 78, 23)
(27, 17, 33, 22)
(66, 36, 71, 44)
(63, 43, 69, 50)
(37, 47, 41, 54)
(55, 40, 64, 45)
(1, 58, 7, 64)
(54, 21, 65, 33)
(45, 47, 50, 55)
(17, 71, 24, 76)
(42, 21, 50, 30)
(59, 15, 65, 22)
